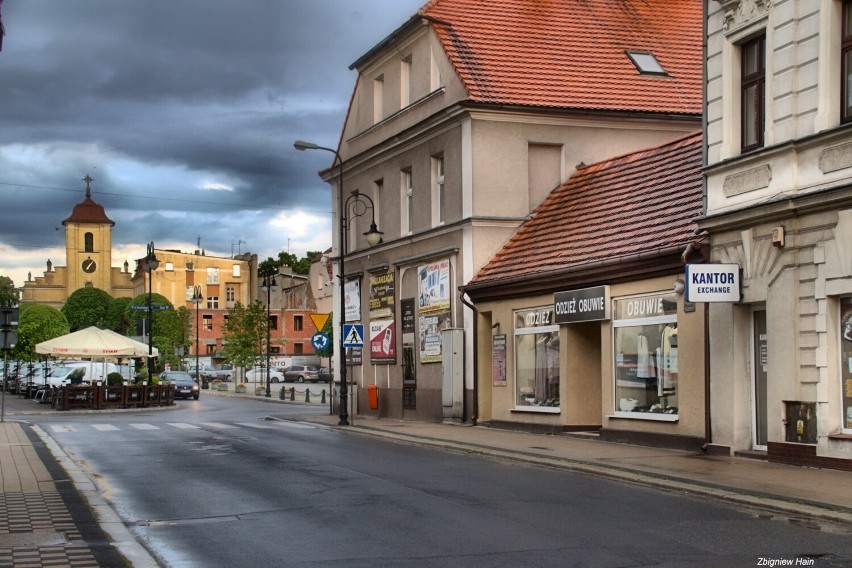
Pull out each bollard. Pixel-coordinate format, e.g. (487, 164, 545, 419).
(290, 387, 295, 401)
(279, 386, 286, 400)
(321, 389, 326, 404)
(305, 389, 311, 403)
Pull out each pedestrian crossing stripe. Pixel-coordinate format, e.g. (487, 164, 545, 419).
(343, 323, 364, 347)
(48, 421, 317, 433)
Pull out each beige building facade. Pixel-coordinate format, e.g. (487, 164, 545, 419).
(702, 0, 852, 469)
(315, 1, 704, 423)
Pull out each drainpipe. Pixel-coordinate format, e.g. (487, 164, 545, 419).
(683, 235, 713, 451)
(459, 288, 478, 426)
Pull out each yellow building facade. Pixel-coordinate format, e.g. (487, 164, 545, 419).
(21, 177, 133, 308)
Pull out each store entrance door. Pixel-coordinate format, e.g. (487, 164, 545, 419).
(752, 309, 768, 450)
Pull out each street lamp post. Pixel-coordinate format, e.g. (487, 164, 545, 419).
(260, 268, 278, 398)
(294, 140, 383, 426)
(141, 242, 159, 381)
(192, 285, 204, 386)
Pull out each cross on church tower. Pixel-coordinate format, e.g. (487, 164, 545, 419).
(83, 174, 93, 197)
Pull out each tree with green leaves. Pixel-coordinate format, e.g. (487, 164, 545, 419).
(103, 296, 133, 334)
(0, 276, 19, 308)
(12, 303, 70, 362)
(220, 301, 268, 375)
(62, 287, 112, 331)
(127, 293, 181, 374)
(258, 251, 322, 277)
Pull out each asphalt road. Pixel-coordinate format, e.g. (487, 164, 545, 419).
(29, 396, 852, 567)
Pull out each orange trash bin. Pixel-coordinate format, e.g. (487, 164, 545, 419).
(367, 384, 378, 410)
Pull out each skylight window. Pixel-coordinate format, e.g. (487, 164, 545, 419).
(626, 51, 667, 75)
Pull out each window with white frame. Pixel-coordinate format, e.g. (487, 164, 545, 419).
(207, 267, 219, 285)
(232, 264, 241, 277)
(373, 75, 384, 123)
(841, 297, 852, 431)
(372, 178, 383, 232)
(431, 155, 445, 226)
(401, 168, 413, 235)
(401, 55, 412, 107)
(207, 296, 219, 309)
(514, 307, 560, 410)
(430, 47, 443, 91)
(226, 285, 235, 303)
(613, 292, 679, 418)
(165, 262, 174, 272)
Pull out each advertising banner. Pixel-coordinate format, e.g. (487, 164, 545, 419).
(369, 270, 395, 320)
(344, 279, 361, 322)
(418, 259, 450, 314)
(419, 312, 450, 363)
(369, 319, 396, 362)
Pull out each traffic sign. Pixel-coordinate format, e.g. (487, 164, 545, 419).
(311, 332, 330, 351)
(310, 313, 330, 331)
(342, 324, 364, 347)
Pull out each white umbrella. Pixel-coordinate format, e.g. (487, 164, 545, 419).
(36, 326, 159, 358)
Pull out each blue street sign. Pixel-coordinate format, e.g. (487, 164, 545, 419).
(342, 324, 364, 347)
(311, 332, 330, 351)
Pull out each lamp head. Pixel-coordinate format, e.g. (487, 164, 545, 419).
(364, 222, 384, 247)
(294, 140, 318, 151)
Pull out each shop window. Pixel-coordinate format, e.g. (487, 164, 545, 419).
(841, 298, 852, 431)
(613, 292, 679, 418)
(514, 307, 559, 410)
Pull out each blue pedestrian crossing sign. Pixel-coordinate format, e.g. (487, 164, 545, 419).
(311, 332, 330, 351)
(342, 324, 364, 347)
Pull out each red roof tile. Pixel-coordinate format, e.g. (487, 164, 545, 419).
(468, 131, 703, 288)
(420, 0, 702, 114)
(63, 195, 114, 226)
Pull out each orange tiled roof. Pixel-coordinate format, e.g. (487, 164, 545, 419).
(468, 131, 703, 289)
(62, 195, 114, 226)
(420, 0, 702, 114)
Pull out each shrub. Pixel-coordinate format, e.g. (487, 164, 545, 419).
(106, 372, 124, 386)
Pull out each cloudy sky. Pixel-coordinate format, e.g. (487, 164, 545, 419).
(0, 0, 424, 288)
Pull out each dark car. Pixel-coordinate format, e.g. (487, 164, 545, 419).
(281, 365, 320, 383)
(318, 367, 333, 382)
(161, 370, 200, 400)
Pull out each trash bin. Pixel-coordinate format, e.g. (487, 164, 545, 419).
(367, 384, 378, 410)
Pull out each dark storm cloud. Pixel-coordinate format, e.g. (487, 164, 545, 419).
(0, 0, 423, 282)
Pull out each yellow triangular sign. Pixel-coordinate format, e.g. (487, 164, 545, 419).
(310, 313, 330, 332)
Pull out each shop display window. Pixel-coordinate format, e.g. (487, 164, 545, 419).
(841, 298, 852, 431)
(514, 307, 559, 410)
(613, 292, 678, 417)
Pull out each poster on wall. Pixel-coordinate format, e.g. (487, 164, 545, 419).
(344, 279, 360, 322)
(418, 259, 450, 313)
(419, 311, 451, 363)
(492, 334, 507, 386)
(369, 319, 396, 362)
(369, 270, 395, 320)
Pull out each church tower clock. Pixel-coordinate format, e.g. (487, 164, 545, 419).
(63, 175, 115, 295)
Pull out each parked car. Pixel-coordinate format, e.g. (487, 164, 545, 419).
(281, 365, 320, 383)
(160, 370, 200, 400)
(318, 367, 333, 382)
(202, 363, 234, 381)
(187, 364, 211, 379)
(245, 368, 285, 383)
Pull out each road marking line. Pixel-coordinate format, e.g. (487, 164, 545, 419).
(168, 423, 201, 429)
(202, 422, 236, 429)
(129, 423, 159, 430)
(236, 422, 275, 429)
(50, 425, 76, 433)
(91, 424, 120, 431)
(276, 422, 317, 430)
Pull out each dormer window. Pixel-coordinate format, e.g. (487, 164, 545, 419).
(626, 51, 667, 75)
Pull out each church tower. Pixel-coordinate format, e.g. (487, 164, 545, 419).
(63, 175, 115, 294)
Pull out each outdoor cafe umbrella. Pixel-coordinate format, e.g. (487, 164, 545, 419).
(36, 326, 159, 358)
